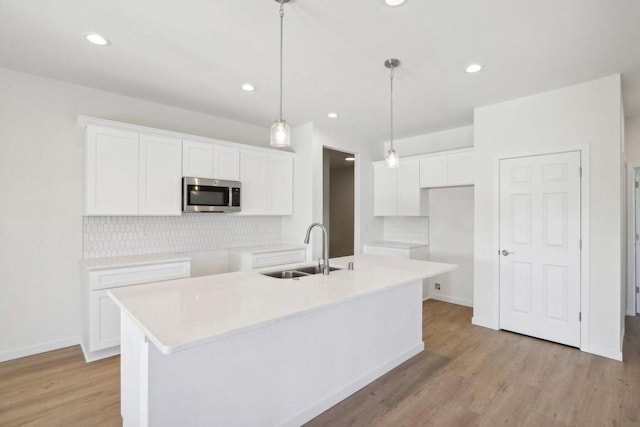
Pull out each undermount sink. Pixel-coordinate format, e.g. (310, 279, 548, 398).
(261, 265, 342, 279)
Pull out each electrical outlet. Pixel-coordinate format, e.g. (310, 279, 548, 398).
(434, 283, 441, 290)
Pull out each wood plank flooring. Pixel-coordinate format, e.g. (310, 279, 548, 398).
(1, 300, 638, 426)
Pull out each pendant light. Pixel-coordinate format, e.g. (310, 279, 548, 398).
(270, 0, 291, 147)
(384, 58, 400, 168)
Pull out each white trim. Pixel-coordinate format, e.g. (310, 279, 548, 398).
(0, 336, 80, 363)
(426, 294, 473, 307)
(584, 344, 623, 362)
(626, 163, 640, 315)
(471, 316, 497, 329)
(373, 146, 474, 166)
(77, 115, 292, 156)
(81, 343, 121, 363)
(278, 342, 424, 427)
(491, 145, 590, 352)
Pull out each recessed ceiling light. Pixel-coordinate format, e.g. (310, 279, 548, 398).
(327, 112, 339, 118)
(466, 64, 482, 73)
(241, 83, 255, 92)
(85, 33, 110, 46)
(345, 157, 355, 161)
(384, 0, 406, 6)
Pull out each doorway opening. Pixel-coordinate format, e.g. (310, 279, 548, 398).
(323, 147, 355, 258)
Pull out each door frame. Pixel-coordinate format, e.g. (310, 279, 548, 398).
(627, 164, 640, 316)
(491, 145, 590, 352)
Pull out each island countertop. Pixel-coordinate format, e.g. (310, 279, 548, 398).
(108, 254, 456, 355)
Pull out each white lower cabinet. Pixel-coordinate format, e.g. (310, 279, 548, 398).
(229, 244, 306, 271)
(82, 257, 191, 362)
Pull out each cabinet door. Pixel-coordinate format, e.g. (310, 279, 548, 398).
(419, 156, 448, 188)
(89, 289, 121, 351)
(268, 153, 293, 215)
(240, 149, 268, 215)
(447, 152, 474, 186)
(397, 159, 424, 216)
(213, 144, 240, 181)
(374, 163, 397, 216)
(139, 134, 182, 215)
(182, 140, 214, 179)
(85, 126, 139, 215)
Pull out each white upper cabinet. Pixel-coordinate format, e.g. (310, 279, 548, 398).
(374, 159, 427, 216)
(85, 126, 139, 215)
(419, 148, 474, 188)
(240, 149, 268, 215)
(182, 140, 214, 179)
(374, 163, 397, 216)
(213, 144, 240, 181)
(182, 140, 240, 181)
(139, 134, 182, 215)
(446, 152, 474, 186)
(82, 117, 292, 217)
(268, 153, 293, 215)
(240, 149, 294, 216)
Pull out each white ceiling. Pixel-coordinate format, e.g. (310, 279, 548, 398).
(1, 0, 639, 142)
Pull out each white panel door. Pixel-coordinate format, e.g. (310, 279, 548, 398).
(240, 149, 268, 215)
(182, 140, 214, 179)
(499, 151, 581, 347)
(85, 126, 139, 215)
(635, 172, 640, 314)
(268, 153, 293, 215)
(397, 159, 423, 216)
(139, 134, 182, 215)
(374, 163, 397, 216)
(213, 144, 240, 181)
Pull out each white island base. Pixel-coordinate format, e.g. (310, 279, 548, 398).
(120, 280, 424, 427)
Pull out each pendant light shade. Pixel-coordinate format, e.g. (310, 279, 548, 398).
(384, 58, 400, 168)
(385, 148, 399, 168)
(270, 119, 290, 147)
(271, 0, 291, 147)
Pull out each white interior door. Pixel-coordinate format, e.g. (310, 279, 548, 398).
(499, 151, 581, 347)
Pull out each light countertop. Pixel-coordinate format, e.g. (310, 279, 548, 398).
(364, 241, 429, 249)
(108, 254, 456, 355)
(82, 253, 192, 270)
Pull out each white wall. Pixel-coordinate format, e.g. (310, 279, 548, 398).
(382, 125, 473, 158)
(0, 67, 271, 362)
(624, 115, 640, 315)
(426, 187, 474, 307)
(473, 74, 624, 360)
(283, 124, 383, 260)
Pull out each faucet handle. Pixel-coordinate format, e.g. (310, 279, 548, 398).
(317, 257, 325, 268)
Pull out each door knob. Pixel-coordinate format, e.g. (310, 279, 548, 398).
(501, 250, 515, 256)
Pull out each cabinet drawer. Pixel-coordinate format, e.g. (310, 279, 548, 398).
(252, 249, 306, 269)
(88, 261, 191, 291)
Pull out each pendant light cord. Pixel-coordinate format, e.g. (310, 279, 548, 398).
(389, 66, 395, 150)
(279, 0, 285, 122)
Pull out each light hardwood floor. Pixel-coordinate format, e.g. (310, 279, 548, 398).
(1, 300, 638, 426)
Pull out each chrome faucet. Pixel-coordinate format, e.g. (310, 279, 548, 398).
(304, 223, 330, 275)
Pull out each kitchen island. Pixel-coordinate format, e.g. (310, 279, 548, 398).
(109, 254, 456, 427)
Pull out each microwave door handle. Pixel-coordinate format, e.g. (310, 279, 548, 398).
(228, 187, 232, 207)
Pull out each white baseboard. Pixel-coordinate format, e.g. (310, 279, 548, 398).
(471, 316, 498, 330)
(583, 344, 623, 361)
(426, 294, 473, 307)
(81, 343, 121, 363)
(280, 342, 425, 427)
(0, 336, 80, 363)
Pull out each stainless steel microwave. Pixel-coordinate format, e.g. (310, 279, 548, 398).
(182, 177, 241, 213)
